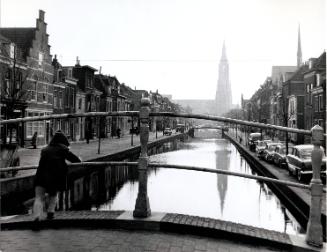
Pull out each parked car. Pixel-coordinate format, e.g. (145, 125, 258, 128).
(273, 145, 292, 168)
(163, 127, 173, 136)
(286, 144, 326, 182)
(263, 142, 280, 163)
(248, 133, 262, 152)
(256, 140, 271, 159)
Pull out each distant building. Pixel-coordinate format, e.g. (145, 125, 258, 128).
(282, 64, 308, 143)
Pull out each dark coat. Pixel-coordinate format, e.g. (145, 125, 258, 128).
(34, 133, 81, 194)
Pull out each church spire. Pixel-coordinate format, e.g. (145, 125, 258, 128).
(297, 24, 302, 67)
(221, 40, 227, 61)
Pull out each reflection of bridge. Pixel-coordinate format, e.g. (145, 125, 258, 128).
(1, 97, 326, 250)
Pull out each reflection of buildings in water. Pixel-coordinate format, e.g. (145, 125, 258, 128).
(258, 182, 273, 200)
(215, 141, 231, 215)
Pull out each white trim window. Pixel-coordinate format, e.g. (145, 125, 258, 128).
(30, 81, 37, 101)
(10, 43, 15, 59)
(38, 52, 44, 67)
(26, 112, 45, 138)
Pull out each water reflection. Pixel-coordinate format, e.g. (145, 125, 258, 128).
(18, 135, 300, 236)
(215, 140, 231, 216)
(95, 137, 304, 236)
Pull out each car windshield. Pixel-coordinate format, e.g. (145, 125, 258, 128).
(251, 134, 261, 141)
(257, 142, 265, 147)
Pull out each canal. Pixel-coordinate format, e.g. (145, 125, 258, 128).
(93, 130, 305, 236)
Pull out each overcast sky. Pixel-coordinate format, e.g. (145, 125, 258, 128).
(1, 0, 326, 104)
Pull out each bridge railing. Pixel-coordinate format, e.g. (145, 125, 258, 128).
(0, 97, 325, 247)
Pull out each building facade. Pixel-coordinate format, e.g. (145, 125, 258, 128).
(0, 10, 54, 146)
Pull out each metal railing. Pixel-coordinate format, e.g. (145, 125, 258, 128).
(0, 97, 325, 247)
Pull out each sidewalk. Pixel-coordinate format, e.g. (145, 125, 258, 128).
(16, 131, 166, 176)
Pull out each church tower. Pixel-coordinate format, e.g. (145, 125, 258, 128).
(215, 41, 232, 116)
(297, 24, 302, 68)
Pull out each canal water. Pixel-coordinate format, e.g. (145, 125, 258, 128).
(95, 131, 305, 236)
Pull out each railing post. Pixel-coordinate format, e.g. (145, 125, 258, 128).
(306, 125, 324, 247)
(133, 97, 151, 218)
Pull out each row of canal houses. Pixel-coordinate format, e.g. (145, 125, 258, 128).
(0, 10, 182, 147)
(241, 52, 326, 144)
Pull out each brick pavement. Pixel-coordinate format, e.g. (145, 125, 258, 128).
(2, 211, 321, 251)
(0, 229, 288, 252)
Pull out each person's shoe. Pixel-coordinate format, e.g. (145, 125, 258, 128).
(47, 212, 54, 220)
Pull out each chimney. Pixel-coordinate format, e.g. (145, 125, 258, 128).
(39, 10, 45, 21)
(99, 66, 102, 74)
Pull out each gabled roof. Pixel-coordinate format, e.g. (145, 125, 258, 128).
(0, 28, 35, 59)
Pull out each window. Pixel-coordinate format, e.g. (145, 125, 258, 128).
(59, 91, 63, 108)
(38, 52, 43, 66)
(314, 96, 319, 112)
(318, 95, 324, 112)
(10, 43, 15, 58)
(26, 112, 45, 137)
(42, 84, 48, 103)
(54, 91, 58, 108)
(316, 74, 321, 87)
(30, 82, 37, 101)
(71, 88, 75, 108)
(4, 70, 10, 96)
(64, 87, 69, 108)
(78, 98, 82, 109)
(68, 69, 72, 78)
(306, 84, 310, 93)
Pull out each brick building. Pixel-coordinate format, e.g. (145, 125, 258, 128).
(0, 10, 54, 146)
(72, 59, 99, 141)
(281, 65, 308, 143)
(52, 56, 78, 141)
(0, 34, 28, 145)
(303, 52, 326, 144)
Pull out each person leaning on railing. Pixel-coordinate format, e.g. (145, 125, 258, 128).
(33, 130, 81, 223)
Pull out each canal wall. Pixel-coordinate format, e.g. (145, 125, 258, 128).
(224, 132, 326, 240)
(1, 133, 187, 215)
